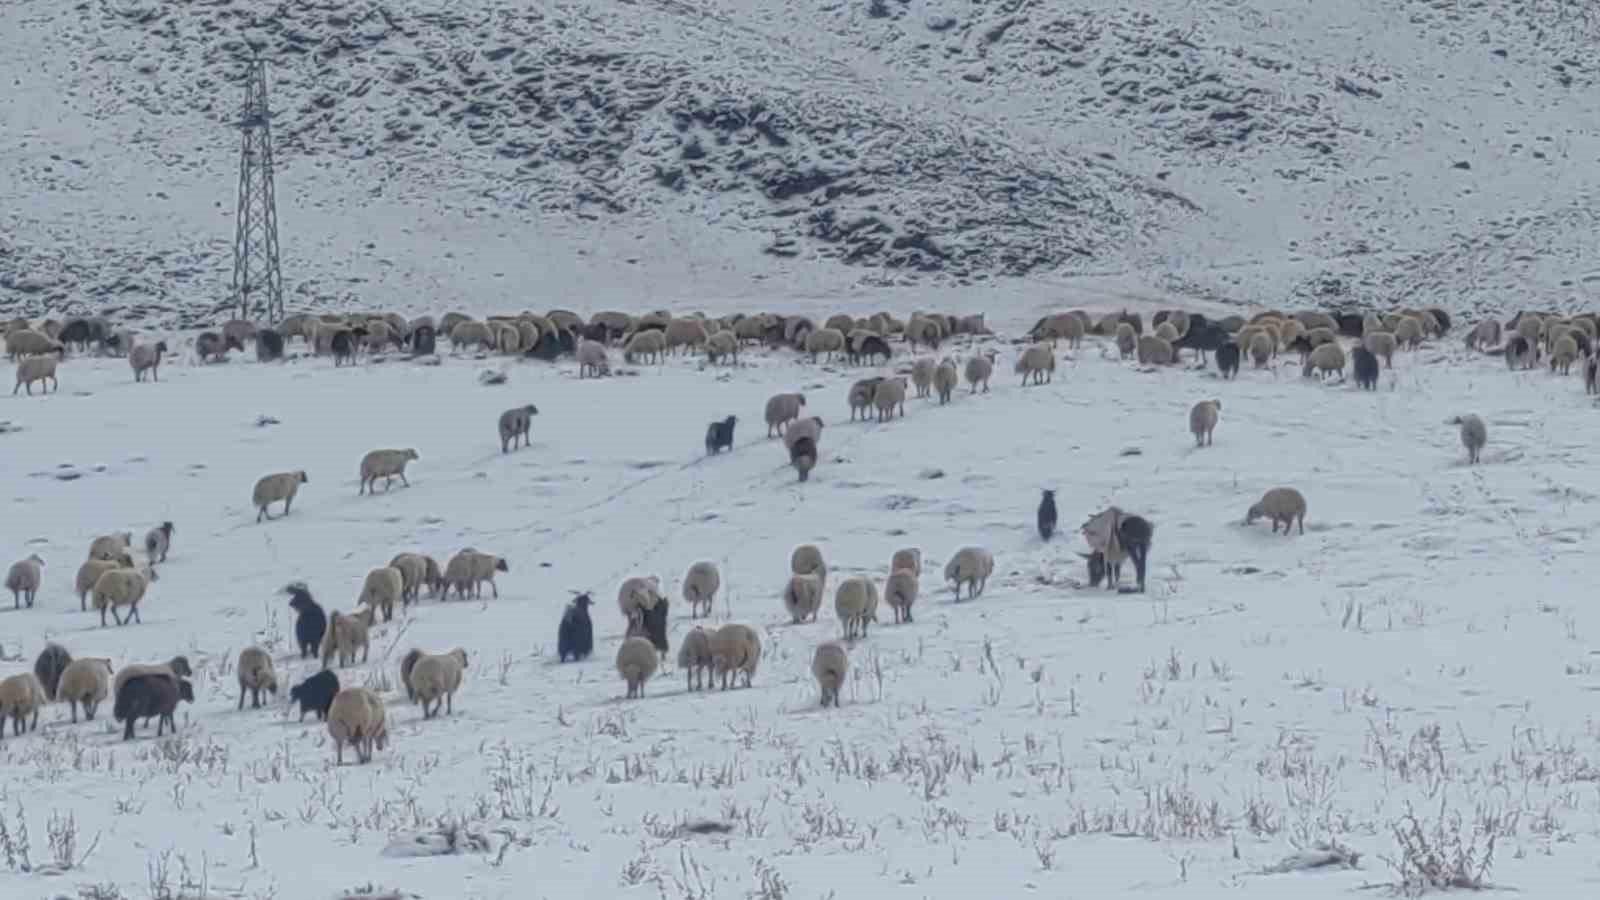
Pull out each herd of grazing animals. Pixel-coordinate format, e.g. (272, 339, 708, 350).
(0, 300, 1571, 760)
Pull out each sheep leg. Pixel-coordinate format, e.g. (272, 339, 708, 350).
(130, 604, 141, 624)
(238, 686, 246, 711)
(489, 578, 499, 599)
(283, 496, 294, 516)
(111, 607, 124, 626)
(70, 700, 79, 724)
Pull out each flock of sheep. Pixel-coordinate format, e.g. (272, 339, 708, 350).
(0, 299, 1576, 763)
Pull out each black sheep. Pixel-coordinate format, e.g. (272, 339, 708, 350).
(256, 328, 285, 362)
(705, 415, 737, 455)
(114, 675, 193, 740)
(286, 583, 327, 659)
(1082, 514, 1154, 593)
(410, 324, 437, 356)
(581, 321, 610, 344)
(1352, 346, 1379, 390)
(1215, 342, 1241, 379)
(289, 670, 340, 722)
(1334, 312, 1366, 339)
(790, 436, 817, 482)
(556, 327, 577, 355)
(1425, 307, 1452, 334)
(628, 596, 670, 657)
(58, 317, 103, 352)
(558, 593, 595, 662)
(1171, 320, 1228, 363)
(331, 327, 367, 367)
(524, 330, 562, 361)
(1037, 490, 1057, 541)
(33, 643, 71, 702)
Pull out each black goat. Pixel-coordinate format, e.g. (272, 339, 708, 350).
(1037, 490, 1057, 541)
(1353, 346, 1379, 390)
(256, 328, 285, 362)
(558, 593, 595, 662)
(289, 670, 339, 722)
(1216, 342, 1240, 379)
(287, 583, 327, 659)
(114, 675, 193, 740)
(705, 416, 737, 455)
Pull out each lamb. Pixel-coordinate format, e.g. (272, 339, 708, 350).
(790, 435, 818, 482)
(144, 521, 174, 564)
(872, 376, 908, 421)
(1189, 399, 1220, 447)
(964, 352, 995, 393)
(359, 448, 419, 494)
(236, 646, 278, 710)
(813, 642, 849, 708)
(944, 547, 994, 601)
(1363, 331, 1397, 368)
(1353, 346, 1379, 390)
(320, 608, 376, 668)
(358, 566, 404, 623)
(195, 331, 242, 363)
(1450, 414, 1487, 465)
(709, 623, 761, 690)
(764, 393, 806, 437)
(327, 687, 388, 764)
(1136, 335, 1174, 366)
(13, 351, 62, 395)
(253, 470, 309, 521)
(0, 673, 47, 738)
(290, 670, 339, 721)
(6, 554, 43, 609)
(1216, 342, 1241, 379)
(682, 561, 721, 618)
(705, 415, 737, 455)
(558, 593, 595, 662)
(791, 544, 827, 594)
(623, 329, 666, 364)
(92, 565, 157, 625)
(113, 675, 193, 740)
(615, 636, 659, 699)
(111, 657, 193, 718)
(57, 658, 113, 722)
(933, 359, 959, 404)
(617, 575, 663, 625)
(1302, 342, 1346, 382)
(678, 627, 715, 691)
(498, 405, 539, 453)
(33, 643, 71, 701)
(783, 573, 823, 623)
(834, 576, 880, 639)
(442, 549, 509, 600)
(407, 648, 469, 718)
(576, 339, 610, 377)
(287, 582, 327, 658)
(1015, 343, 1056, 386)
(450, 321, 497, 353)
(1245, 487, 1307, 536)
(130, 341, 169, 381)
(885, 568, 918, 624)
(847, 377, 884, 421)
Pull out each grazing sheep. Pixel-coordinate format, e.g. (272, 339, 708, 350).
(576, 339, 610, 377)
(143, 521, 174, 564)
(1302, 342, 1346, 381)
(113, 675, 193, 740)
(834, 576, 879, 640)
(327, 688, 387, 764)
(682, 561, 721, 618)
(944, 547, 994, 601)
(287, 583, 327, 659)
(1393, 316, 1424, 349)
(253, 470, 309, 522)
(933, 359, 959, 403)
(709, 623, 761, 690)
(1248, 332, 1274, 369)
(359, 448, 419, 494)
(92, 565, 157, 626)
(450, 321, 496, 353)
(5, 329, 62, 361)
(130, 341, 169, 381)
(1015, 343, 1056, 386)
(443, 550, 509, 600)
(678, 627, 715, 691)
(790, 436, 818, 482)
(1136, 335, 1174, 366)
(872, 377, 908, 421)
(885, 569, 918, 624)
(111, 658, 193, 720)
(765, 393, 806, 437)
(664, 319, 710, 355)
(705, 329, 740, 365)
(1246, 487, 1307, 536)
(196, 331, 242, 363)
(1037, 490, 1057, 541)
(6, 554, 43, 609)
(236, 646, 278, 710)
(88, 532, 133, 562)
(358, 566, 404, 623)
(57, 658, 113, 722)
(1353, 346, 1379, 390)
(13, 351, 63, 395)
(320, 608, 375, 668)
(33, 643, 71, 702)
(1466, 319, 1501, 351)
(623, 329, 667, 364)
(791, 544, 826, 593)
(558, 593, 595, 662)
(813, 642, 849, 708)
(705, 415, 737, 455)
(783, 572, 823, 623)
(498, 405, 539, 453)
(964, 352, 995, 393)
(1363, 331, 1397, 368)
(1551, 335, 1579, 375)
(847, 377, 884, 421)
(616, 637, 659, 699)
(290, 670, 339, 722)
(0, 673, 47, 738)
(1189, 399, 1220, 447)
(617, 575, 663, 625)
(627, 594, 671, 658)
(1450, 414, 1487, 465)
(1515, 314, 1544, 346)
(408, 648, 469, 718)
(1032, 313, 1085, 348)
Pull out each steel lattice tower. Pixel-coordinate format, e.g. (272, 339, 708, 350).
(230, 55, 285, 323)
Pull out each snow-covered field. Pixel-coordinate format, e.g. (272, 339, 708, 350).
(4, 309, 1600, 899)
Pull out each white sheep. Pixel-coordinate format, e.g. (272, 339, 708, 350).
(236, 646, 278, 710)
(617, 575, 663, 624)
(783, 572, 822, 623)
(253, 470, 309, 522)
(834, 576, 879, 640)
(678, 627, 715, 692)
(320, 608, 376, 668)
(92, 565, 157, 626)
(498, 405, 539, 453)
(449, 321, 496, 353)
(0, 673, 46, 738)
(616, 636, 659, 699)
(4, 329, 61, 360)
(13, 352, 62, 395)
(443, 549, 509, 600)
(933, 359, 959, 404)
(1244, 332, 1272, 369)
(872, 376, 908, 421)
(805, 327, 845, 362)
(1362, 331, 1396, 368)
(359, 448, 419, 494)
(143, 521, 174, 564)
(1153, 321, 1180, 343)
(682, 562, 720, 618)
(812, 641, 849, 708)
(911, 358, 936, 397)
(1246, 487, 1307, 536)
(764, 393, 806, 437)
(709, 623, 761, 690)
(623, 329, 666, 364)
(964, 352, 995, 393)
(1136, 335, 1174, 366)
(129, 340, 169, 382)
(790, 544, 827, 595)
(1551, 336, 1579, 375)
(408, 648, 469, 718)
(1015, 343, 1056, 386)
(1450, 414, 1487, 465)
(388, 552, 429, 605)
(577, 339, 610, 377)
(885, 568, 918, 624)
(1302, 342, 1346, 381)
(847, 377, 883, 421)
(358, 566, 405, 622)
(1189, 399, 1220, 447)
(327, 687, 388, 765)
(1393, 316, 1424, 349)
(76, 556, 131, 610)
(1463, 319, 1500, 351)
(705, 329, 739, 365)
(6, 554, 43, 609)
(664, 319, 710, 355)
(890, 547, 921, 574)
(87, 531, 132, 562)
(944, 547, 994, 601)
(57, 658, 113, 722)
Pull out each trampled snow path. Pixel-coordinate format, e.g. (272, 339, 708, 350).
(3, 319, 1600, 898)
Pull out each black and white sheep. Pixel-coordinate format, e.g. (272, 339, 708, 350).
(1080, 507, 1153, 593)
(627, 594, 671, 658)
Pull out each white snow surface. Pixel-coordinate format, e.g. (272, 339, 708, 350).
(3, 310, 1600, 898)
